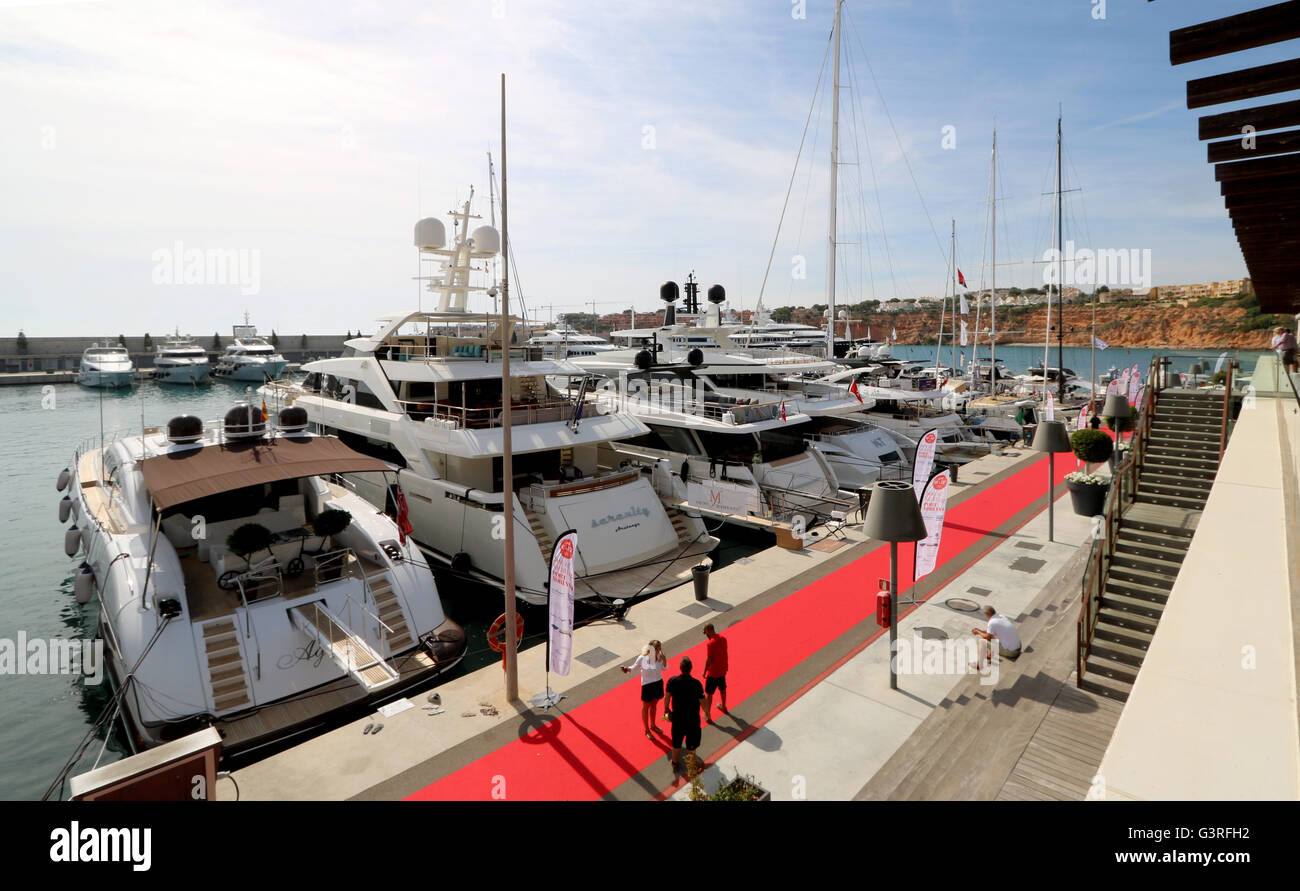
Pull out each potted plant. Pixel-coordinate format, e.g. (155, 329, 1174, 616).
(685, 755, 770, 801)
(1104, 413, 1135, 434)
(1064, 471, 1109, 517)
(1069, 428, 1113, 473)
(220, 523, 274, 591)
(311, 508, 353, 580)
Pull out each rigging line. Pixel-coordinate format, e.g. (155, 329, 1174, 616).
(845, 9, 948, 268)
(844, 47, 902, 305)
(757, 28, 834, 307)
(790, 74, 829, 304)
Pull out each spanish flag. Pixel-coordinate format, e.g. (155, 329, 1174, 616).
(261, 398, 268, 422)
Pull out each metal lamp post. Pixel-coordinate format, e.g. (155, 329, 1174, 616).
(1032, 419, 1073, 542)
(1102, 393, 1132, 468)
(863, 480, 927, 690)
(1190, 362, 1204, 389)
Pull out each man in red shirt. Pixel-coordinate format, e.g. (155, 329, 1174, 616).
(702, 623, 729, 723)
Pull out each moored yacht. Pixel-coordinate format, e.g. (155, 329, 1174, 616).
(152, 334, 211, 385)
(526, 324, 617, 359)
(213, 318, 288, 382)
(54, 407, 465, 759)
(77, 343, 135, 388)
(263, 199, 716, 605)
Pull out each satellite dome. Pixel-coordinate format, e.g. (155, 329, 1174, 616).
(707, 284, 726, 304)
(687, 348, 705, 367)
(414, 217, 447, 251)
(634, 349, 654, 370)
(660, 281, 680, 304)
(470, 225, 500, 255)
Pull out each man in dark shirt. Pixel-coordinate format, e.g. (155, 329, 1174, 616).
(663, 656, 705, 773)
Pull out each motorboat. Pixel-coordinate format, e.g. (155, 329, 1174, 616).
(77, 343, 135, 388)
(151, 334, 211, 385)
(262, 198, 716, 605)
(213, 318, 288, 382)
(525, 324, 617, 359)
(55, 406, 465, 759)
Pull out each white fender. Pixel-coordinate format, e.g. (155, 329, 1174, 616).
(74, 563, 95, 604)
(64, 524, 81, 557)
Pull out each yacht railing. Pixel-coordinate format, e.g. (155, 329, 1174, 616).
(395, 397, 582, 429)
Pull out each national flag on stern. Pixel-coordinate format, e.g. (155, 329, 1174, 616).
(849, 378, 863, 403)
(394, 485, 414, 545)
(260, 398, 268, 421)
(780, 400, 787, 421)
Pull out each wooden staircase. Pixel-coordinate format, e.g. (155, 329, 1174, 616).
(1080, 389, 1226, 702)
(201, 618, 252, 714)
(526, 510, 555, 564)
(367, 571, 413, 653)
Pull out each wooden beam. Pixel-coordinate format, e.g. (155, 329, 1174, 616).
(1170, 2, 1300, 65)
(1187, 59, 1300, 109)
(1208, 128, 1300, 163)
(1224, 188, 1300, 209)
(1214, 152, 1300, 182)
(1199, 99, 1300, 141)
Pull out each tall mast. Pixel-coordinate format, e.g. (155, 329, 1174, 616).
(1056, 112, 1066, 402)
(990, 129, 997, 393)
(936, 223, 949, 373)
(499, 73, 518, 703)
(826, 0, 843, 359)
(951, 220, 958, 375)
(1045, 121, 1057, 406)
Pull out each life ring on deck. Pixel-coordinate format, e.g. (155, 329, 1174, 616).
(487, 612, 525, 653)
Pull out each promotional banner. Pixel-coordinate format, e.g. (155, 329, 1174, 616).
(1045, 392, 1056, 421)
(1127, 365, 1141, 403)
(1077, 402, 1088, 430)
(912, 428, 940, 500)
(548, 530, 578, 676)
(914, 470, 953, 581)
(1215, 351, 1228, 374)
(959, 319, 968, 347)
(1134, 384, 1146, 415)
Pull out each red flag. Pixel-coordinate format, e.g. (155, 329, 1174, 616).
(957, 269, 967, 287)
(260, 398, 268, 422)
(850, 378, 863, 403)
(780, 400, 787, 421)
(395, 485, 413, 544)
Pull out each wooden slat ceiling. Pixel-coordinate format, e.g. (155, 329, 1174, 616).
(1165, 0, 1300, 313)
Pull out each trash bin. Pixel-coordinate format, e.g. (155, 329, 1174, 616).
(691, 563, 710, 601)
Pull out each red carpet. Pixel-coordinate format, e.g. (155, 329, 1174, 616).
(407, 454, 1072, 800)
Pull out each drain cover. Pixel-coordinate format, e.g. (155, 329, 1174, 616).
(946, 598, 981, 612)
(915, 626, 949, 640)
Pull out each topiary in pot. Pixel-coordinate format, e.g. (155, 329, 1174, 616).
(1104, 414, 1135, 434)
(220, 523, 274, 590)
(1070, 429, 1113, 466)
(311, 508, 352, 552)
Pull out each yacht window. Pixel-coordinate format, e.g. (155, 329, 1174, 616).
(625, 424, 701, 455)
(755, 427, 811, 462)
(354, 381, 385, 411)
(695, 430, 760, 463)
(302, 372, 322, 393)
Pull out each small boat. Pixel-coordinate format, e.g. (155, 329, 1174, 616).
(56, 406, 465, 760)
(77, 343, 135, 388)
(152, 334, 211, 385)
(213, 317, 288, 382)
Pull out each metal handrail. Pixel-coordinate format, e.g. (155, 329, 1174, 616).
(1220, 360, 1234, 462)
(395, 397, 580, 429)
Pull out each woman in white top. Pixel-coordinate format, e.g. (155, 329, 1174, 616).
(622, 640, 668, 739)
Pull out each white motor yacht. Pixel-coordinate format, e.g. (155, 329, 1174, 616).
(152, 334, 211, 385)
(55, 406, 465, 759)
(77, 343, 135, 389)
(213, 318, 288, 382)
(526, 324, 617, 359)
(263, 198, 716, 605)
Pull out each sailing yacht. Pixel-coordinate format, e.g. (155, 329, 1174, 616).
(263, 199, 715, 604)
(212, 318, 288, 382)
(55, 407, 465, 758)
(77, 343, 135, 388)
(152, 334, 212, 385)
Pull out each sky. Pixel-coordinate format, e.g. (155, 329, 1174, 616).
(0, 0, 1278, 336)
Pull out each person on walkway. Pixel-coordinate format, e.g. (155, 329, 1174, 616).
(621, 640, 668, 739)
(971, 605, 1022, 668)
(701, 623, 728, 723)
(1272, 327, 1298, 373)
(664, 656, 705, 773)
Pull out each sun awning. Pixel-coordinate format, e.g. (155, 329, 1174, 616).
(140, 436, 392, 510)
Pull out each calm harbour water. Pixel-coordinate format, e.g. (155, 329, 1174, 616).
(0, 376, 767, 799)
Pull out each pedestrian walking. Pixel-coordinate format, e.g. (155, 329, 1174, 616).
(621, 640, 668, 739)
(664, 656, 705, 773)
(701, 623, 728, 723)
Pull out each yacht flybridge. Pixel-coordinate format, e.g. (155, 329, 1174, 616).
(263, 200, 716, 604)
(56, 407, 465, 758)
(526, 324, 617, 359)
(213, 317, 288, 382)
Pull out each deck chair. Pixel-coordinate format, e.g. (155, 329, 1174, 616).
(823, 510, 848, 540)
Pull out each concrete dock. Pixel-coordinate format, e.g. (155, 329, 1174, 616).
(221, 446, 1106, 801)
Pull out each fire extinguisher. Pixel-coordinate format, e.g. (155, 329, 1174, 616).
(876, 590, 891, 628)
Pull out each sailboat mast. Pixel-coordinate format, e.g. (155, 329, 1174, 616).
(951, 220, 958, 375)
(990, 129, 997, 393)
(1056, 113, 1066, 402)
(936, 232, 948, 373)
(499, 73, 518, 702)
(1045, 124, 1057, 406)
(826, 0, 843, 359)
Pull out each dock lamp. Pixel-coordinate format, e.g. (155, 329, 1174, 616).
(1032, 420, 1073, 543)
(1102, 393, 1132, 466)
(1190, 362, 1204, 389)
(863, 480, 927, 690)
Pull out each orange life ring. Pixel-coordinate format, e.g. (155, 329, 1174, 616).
(487, 612, 525, 652)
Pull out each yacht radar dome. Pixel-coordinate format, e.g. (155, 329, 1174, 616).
(224, 403, 267, 440)
(707, 284, 726, 304)
(166, 415, 204, 445)
(660, 281, 680, 303)
(278, 406, 309, 435)
(687, 348, 705, 367)
(634, 349, 655, 370)
(414, 217, 447, 251)
(470, 225, 500, 255)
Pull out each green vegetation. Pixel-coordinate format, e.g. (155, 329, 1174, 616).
(1070, 429, 1113, 464)
(226, 523, 274, 569)
(1104, 414, 1135, 434)
(311, 508, 353, 549)
(211, 332, 221, 350)
(142, 332, 153, 351)
(270, 330, 279, 347)
(16, 330, 27, 352)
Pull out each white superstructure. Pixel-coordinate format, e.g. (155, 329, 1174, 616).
(152, 334, 211, 385)
(77, 343, 135, 388)
(213, 317, 288, 382)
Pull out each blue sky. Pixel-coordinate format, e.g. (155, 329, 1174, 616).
(0, 0, 1274, 335)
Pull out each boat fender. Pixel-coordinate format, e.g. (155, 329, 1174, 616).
(59, 495, 74, 524)
(57, 468, 71, 492)
(64, 524, 81, 558)
(679, 460, 690, 483)
(450, 552, 472, 574)
(487, 612, 525, 653)
(74, 562, 95, 604)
